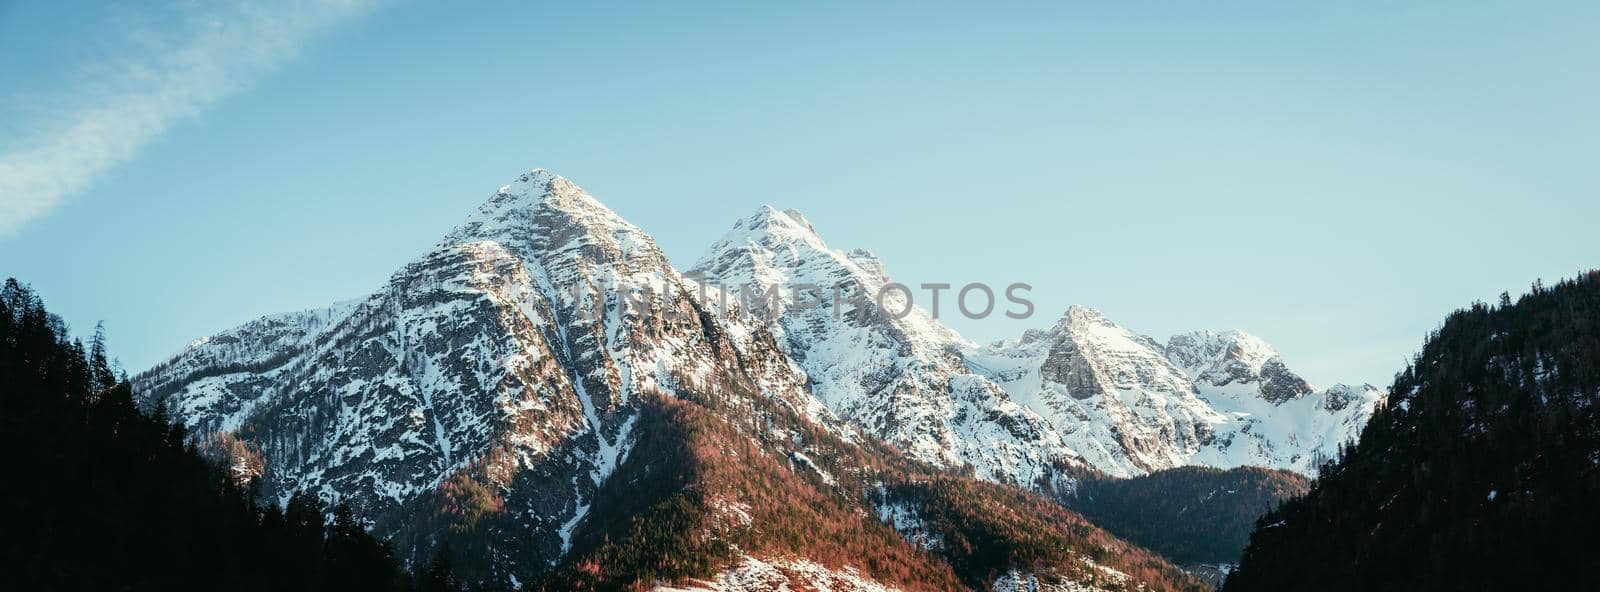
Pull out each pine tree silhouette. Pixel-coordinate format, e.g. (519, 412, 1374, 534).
(0, 278, 411, 592)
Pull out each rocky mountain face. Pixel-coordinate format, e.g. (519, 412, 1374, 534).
(1163, 330, 1385, 474)
(680, 202, 1381, 574)
(970, 308, 1384, 477)
(968, 307, 1226, 477)
(688, 207, 1084, 489)
(134, 170, 1204, 591)
(692, 207, 1384, 480)
(137, 171, 823, 584)
(1166, 330, 1313, 404)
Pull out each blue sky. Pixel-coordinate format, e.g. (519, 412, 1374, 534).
(1, 1, 1596, 388)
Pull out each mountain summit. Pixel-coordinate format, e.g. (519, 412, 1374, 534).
(137, 170, 820, 583)
(135, 170, 1207, 591)
(971, 306, 1384, 476)
(695, 205, 1384, 480)
(691, 205, 1084, 488)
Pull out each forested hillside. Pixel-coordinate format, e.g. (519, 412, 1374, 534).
(1225, 272, 1600, 590)
(501, 362, 1208, 591)
(0, 279, 410, 591)
(1068, 467, 1308, 567)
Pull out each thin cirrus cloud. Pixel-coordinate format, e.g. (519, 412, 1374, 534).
(0, 0, 382, 236)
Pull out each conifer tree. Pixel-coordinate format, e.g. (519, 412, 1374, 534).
(420, 542, 458, 592)
(0, 278, 410, 592)
(89, 320, 116, 393)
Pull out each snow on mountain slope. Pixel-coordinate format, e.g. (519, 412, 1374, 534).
(652, 556, 899, 592)
(967, 306, 1226, 477)
(1167, 330, 1385, 473)
(691, 207, 1382, 481)
(991, 562, 1131, 592)
(131, 170, 1227, 592)
(134, 167, 1378, 587)
(688, 206, 1084, 487)
(652, 555, 1130, 592)
(971, 308, 1386, 477)
(1167, 330, 1311, 403)
(135, 170, 820, 583)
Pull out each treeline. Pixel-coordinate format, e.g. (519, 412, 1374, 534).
(0, 279, 442, 591)
(1225, 271, 1600, 590)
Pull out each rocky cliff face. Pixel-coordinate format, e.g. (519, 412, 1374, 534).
(689, 206, 1383, 480)
(136, 171, 822, 583)
(972, 310, 1385, 477)
(1163, 329, 1385, 474)
(968, 307, 1226, 477)
(134, 170, 1205, 591)
(1166, 330, 1314, 404)
(134, 168, 1383, 589)
(688, 206, 1084, 489)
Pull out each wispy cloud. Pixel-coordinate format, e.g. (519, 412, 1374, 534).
(0, 0, 382, 235)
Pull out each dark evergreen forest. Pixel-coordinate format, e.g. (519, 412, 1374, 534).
(1225, 271, 1600, 590)
(1069, 466, 1309, 566)
(0, 279, 451, 591)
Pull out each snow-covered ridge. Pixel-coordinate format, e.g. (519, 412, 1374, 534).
(695, 205, 1385, 479)
(133, 169, 822, 585)
(690, 205, 1084, 487)
(1167, 329, 1315, 404)
(972, 305, 1385, 476)
(135, 168, 1384, 586)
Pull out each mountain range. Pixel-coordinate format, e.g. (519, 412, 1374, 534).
(133, 169, 1384, 590)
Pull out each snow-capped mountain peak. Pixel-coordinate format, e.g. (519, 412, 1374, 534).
(1037, 305, 1199, 400)
(968, 307, 1220, 475)
(439, 168, 668, 272)
(970, 306, 1384, 477)
(128, 169, 1275, 590)
(734, 206, 827, 247)
(1166, 330, 1315, 404)
(692, 206, 1386, 480)
(135, 169, 819, 583)
(1058, 304, 1110, 327)
(777, 207, 819, 234)
(691, 208, 1083, 486)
